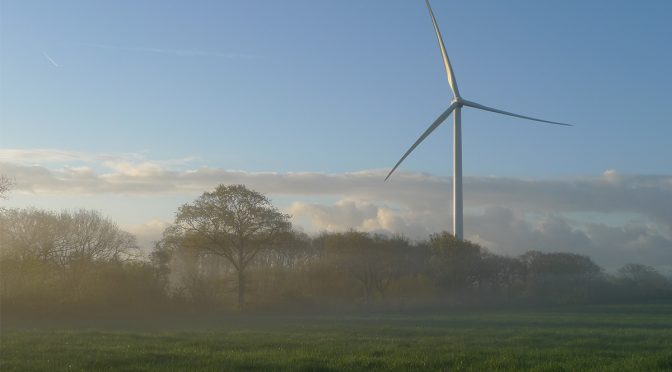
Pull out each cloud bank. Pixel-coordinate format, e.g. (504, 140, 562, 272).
(1, 149, 671, 271)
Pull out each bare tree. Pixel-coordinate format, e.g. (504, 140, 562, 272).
(169, 184, 292, 311)
(0, 208, 64, 262)
(0, 208, 138, 266)
(617, 263, 670, 295)
(0, 175, 12, 199)
(60, 209, 138, 263)
(0, 208, 139, 303)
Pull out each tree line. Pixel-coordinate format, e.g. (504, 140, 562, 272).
(1, 184, 671, 321)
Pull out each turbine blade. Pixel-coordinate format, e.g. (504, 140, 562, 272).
(425, 0, 461, 98)
(385, 102, 458, 181)
(461, 99, 572, 126)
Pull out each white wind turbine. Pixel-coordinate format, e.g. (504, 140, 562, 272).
(385, 0, 571, 240)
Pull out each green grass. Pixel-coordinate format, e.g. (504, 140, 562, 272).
(2, 304, 672, 371)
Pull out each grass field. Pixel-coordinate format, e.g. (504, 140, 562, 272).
(2, 304, 672, 371)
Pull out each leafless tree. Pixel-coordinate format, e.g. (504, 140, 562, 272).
(0, 175, 12, 199)
(0, 208, 139, 302)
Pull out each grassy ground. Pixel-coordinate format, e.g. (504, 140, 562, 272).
(1, 304, 671, 371)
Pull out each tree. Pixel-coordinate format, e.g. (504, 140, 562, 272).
(520, 251, 603, 304)
(0, 208, 64, 262)
(477, 253, 526, 300)
(429, 231, 486, 296)
(0, 208, 139, 310)
(168, 184, 292, 310)
(323, 231, 411, 306)
(152, 230, 231, 307)
(0, 175, 11, 199)
(0, 208, 137, 265)
(617, 263, 670, 299)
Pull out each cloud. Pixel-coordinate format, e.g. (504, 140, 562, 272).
(123, 219, 171, 257)
(0, 149, 143, 164)
(291, 201, 671, 271)
(2, 157, 671, 226)
(466, 207, 672, 272)
(2, 149, 671, 271)
(289, 200, 435, 239)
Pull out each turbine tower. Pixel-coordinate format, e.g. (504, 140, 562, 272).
(385, 0, 571, 240)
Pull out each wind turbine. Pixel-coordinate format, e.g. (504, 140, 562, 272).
(385, 0, 571, 241)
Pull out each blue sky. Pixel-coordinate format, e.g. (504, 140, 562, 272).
(2, 1, 672, 269)
(3, 0, 671, 176)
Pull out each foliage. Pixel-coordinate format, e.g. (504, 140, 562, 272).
(163, 184, 292, 310)
(429, 232, 488, 296)
(520, 251, 604, 304)
(616, 263, 672, 300)
(321, 231, 418, 305)
(1, 186, 671, 319)
(0, 208, 160, 317)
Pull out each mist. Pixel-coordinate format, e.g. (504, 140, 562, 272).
(2, 184, 671, 330)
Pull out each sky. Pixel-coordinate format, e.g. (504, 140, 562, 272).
(1, 0, 671, 271)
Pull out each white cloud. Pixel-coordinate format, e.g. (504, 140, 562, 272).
(289, 200, 435, 239)
(3, 159, 671, 226)
(123, 219, 171, 256)
(0, 149, 96, 163)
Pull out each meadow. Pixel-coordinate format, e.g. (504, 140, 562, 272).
(2, 303, 671, 371)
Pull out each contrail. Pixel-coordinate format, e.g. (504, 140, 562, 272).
(81, 43, 259, 60)
(43, 52, 59, 67)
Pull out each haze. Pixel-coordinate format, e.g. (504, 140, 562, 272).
(2, 2, 672, 370)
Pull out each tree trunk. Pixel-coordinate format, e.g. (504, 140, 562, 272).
(237, 269, 245, 311)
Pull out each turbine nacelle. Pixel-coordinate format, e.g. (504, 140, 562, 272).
(384, 97, 571, 182)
